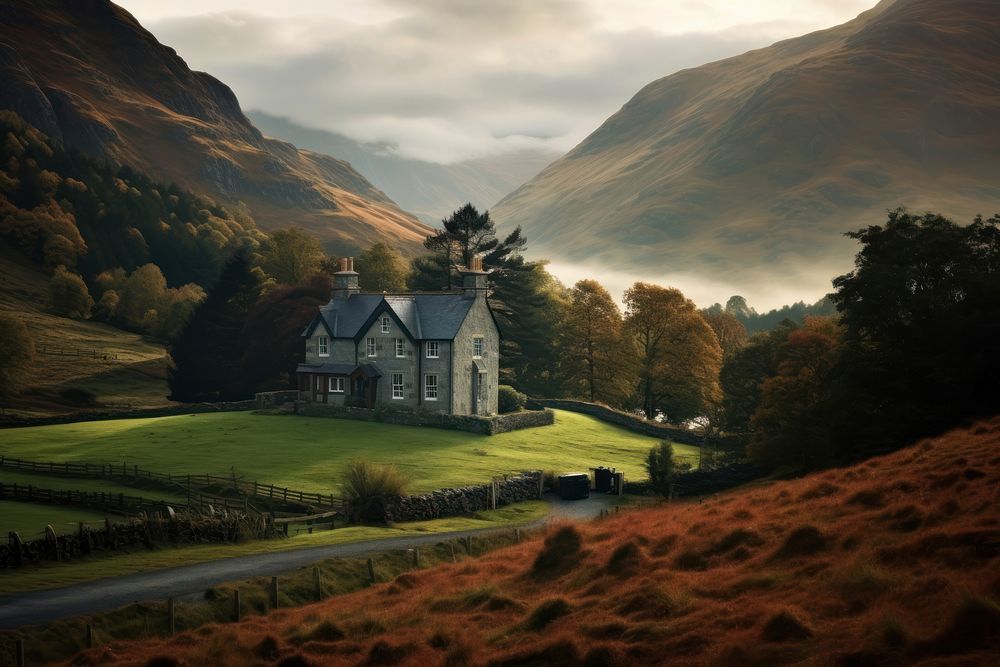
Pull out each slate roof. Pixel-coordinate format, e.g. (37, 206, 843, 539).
(302, 293, 479, 341)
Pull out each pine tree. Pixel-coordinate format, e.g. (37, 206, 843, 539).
(169, 253, 261, 401)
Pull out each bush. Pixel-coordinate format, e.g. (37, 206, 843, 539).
(645, 441, 689, 498)
(0, 314, 35, 401)
(49, 265, 93, 318)
(498, 385, 527, 413)
(343, 459, 410, 523)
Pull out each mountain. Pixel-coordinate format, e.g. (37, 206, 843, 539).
(248, 111, 560, 225)
(0, 0, 429, 255)
(67, 416, 1000, 664)
(492, 0, 1000, 290)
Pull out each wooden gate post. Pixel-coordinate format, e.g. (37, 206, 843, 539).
(232, 589, 241, 622)
(270, 576, 279, 609)
(367, 558, 376, 583)
(449, 542, 457, 563)
(411, 548, 420, 568)
(313, 567, 322, 601)
(86, 624, 94, 648)
(15, 638, 24, 667)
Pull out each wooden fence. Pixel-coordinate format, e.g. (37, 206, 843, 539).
(0, 456, 343, 511)
(0, 481, 256, 516)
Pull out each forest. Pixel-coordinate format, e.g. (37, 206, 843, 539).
(2, 110, 998, 475)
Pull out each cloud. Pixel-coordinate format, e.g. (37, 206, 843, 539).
(133, 0, 874, 163)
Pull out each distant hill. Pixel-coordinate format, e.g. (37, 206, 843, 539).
(0, 0, 429, 255)
(71, 416, 1000, 664)
(248, 111, 560, 225)
(492, 0, 1000, 289)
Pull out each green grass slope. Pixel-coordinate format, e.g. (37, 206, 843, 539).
(0, 410, 695, 494)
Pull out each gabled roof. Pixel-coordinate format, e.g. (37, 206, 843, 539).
(302, 292, 486, 341)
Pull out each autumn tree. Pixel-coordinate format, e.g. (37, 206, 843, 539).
(49, 265, 93, 318)
(0, 313, 36, 402)
(94, 264, 205, 339)
(623, 283, 722, 422)
(357, 242, 408, 292)
(703, 310, 748, 360)
(558, 279, 631, 404)
(747, 317, 842, 466)
(259, 227, 325, 286)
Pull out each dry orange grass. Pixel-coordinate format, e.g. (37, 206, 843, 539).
(69, 418, 1000, 666)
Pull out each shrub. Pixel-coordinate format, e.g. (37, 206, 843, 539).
(524, 598, 572, 630)
(0, 313, 35, 401)
(342, 459, 410, 523)
(49, 265, 93, 318)
(761, 610, 813, 642)
(498, 384, 527, 413)
(531, 525, 583, 577)
(645, 441, 689, 498)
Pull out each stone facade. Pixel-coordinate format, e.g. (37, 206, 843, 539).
(297, 257, 500, 416)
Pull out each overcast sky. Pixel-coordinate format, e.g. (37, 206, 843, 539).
(121, 0, 874, 164)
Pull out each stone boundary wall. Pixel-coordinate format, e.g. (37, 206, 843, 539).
(295, 401, 554, 435)
(623, 462, 772, 498)
(0, 400, 258, 429)
(527, 398, 708, 445)
(384, 472, 543, 523)
(256, 390, 299, 409)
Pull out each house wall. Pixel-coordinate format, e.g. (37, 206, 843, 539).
(451, 297, 500, 416)
(304, 331, 356, 365)
(358, 317, 419, 408)
(419, 340, 452, 414)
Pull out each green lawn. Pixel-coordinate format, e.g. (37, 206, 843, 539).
(0, 501, 549, 596)
(0, 410, 696, 494)
(0, 501, 111, 538)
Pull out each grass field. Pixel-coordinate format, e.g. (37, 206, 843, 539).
(0, 501, 111, 538)
(0, 501, 549, 596)
(0, 410, 696, 494)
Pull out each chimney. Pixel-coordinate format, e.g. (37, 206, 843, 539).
(332, 256, 360, 300)
(461, 256, 487, 299)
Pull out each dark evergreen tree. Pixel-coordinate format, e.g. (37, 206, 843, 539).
(169, 253, 262, 401)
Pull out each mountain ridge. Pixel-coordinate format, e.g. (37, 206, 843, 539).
(492, 0, 1000, 289)
(0, 0, 429, 255)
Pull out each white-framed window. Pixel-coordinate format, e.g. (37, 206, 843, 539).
(478, 371, 487, 401)
(366, 337, 376, 357)
(391, 372, 404, 399)
(395, 338, 405, 357)
(328, 377, 345, 393)
(473, 336, 484, 358)
(317, 335, 329, 357)
(426, 341, 439, 359)
(424, 374, 438, 400)
(381, 316, 390, 333)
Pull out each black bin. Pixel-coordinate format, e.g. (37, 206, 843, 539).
(594, 466, 614, 493)
(558, 473, 590, 500)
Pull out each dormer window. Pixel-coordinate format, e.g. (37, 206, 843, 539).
(381, 316, 390, 333)
(317, 335, 329, 357)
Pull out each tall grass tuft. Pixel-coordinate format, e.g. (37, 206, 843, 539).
(343, 459, 410, 522)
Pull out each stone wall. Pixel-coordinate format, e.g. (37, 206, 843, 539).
(623, 462, 772, 498)
(527, 398, 707, 445)
(383, 471, 542, 523)
(256, 390, 299, 409)
(295, 401, 554, 435)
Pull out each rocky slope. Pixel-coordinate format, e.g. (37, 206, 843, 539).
(492, 0, 1000, 289)
(250, 111, 559, 225)
(0, 0, 428, 254)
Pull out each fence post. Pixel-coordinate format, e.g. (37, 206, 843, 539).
(232, 589, 241, 622)
(367, 558, 376, 583)
(270, 576, 279, 609)
(449, 542, 457, 563)
(167, 597, 175, 635)
(86, 624, 94, 648)
(313, 567, 322, 601)
(15, 638, 24, 667)
(514, 528, 521, 543)
(411, 548, 420, 568)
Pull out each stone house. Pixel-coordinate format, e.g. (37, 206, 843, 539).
(297, 257, 501, 415)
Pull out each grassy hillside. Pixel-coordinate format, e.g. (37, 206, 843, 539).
(0, 410, 693, 494)
(73, 416, 1000, 666)
(0, 251, 172, 416)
